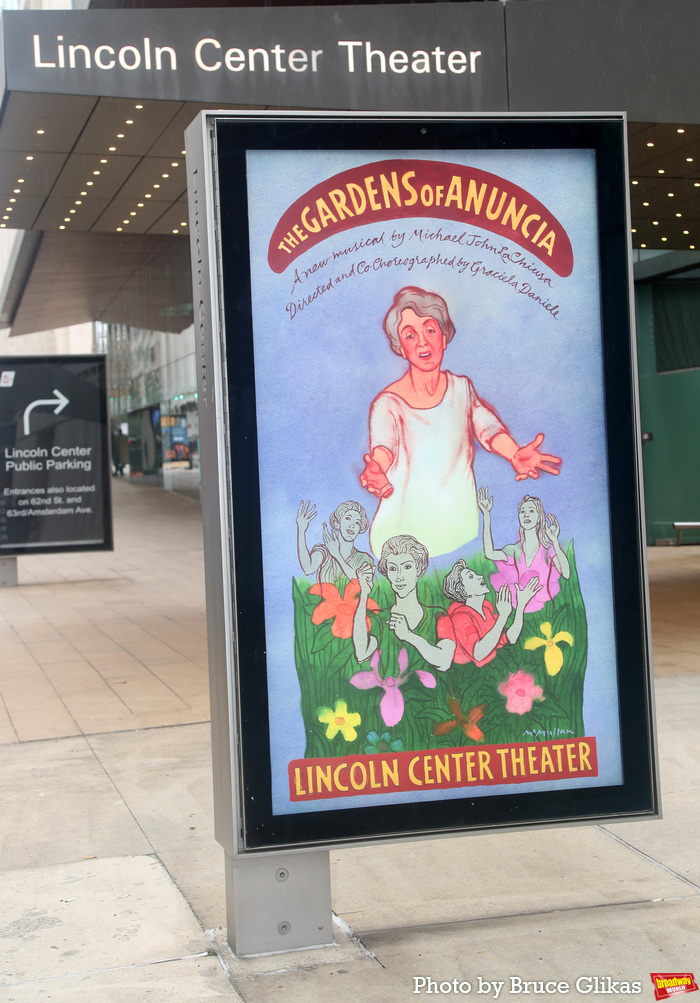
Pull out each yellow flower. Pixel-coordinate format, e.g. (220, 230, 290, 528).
(524, 621, 573, 675)
(317, 699, 361, 741)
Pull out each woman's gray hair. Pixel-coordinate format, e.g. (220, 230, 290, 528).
(383, 286, 456, 357)
(377, 534, 429, 578)
(329, 499, 369, 535)
(442, 559, 470, 603)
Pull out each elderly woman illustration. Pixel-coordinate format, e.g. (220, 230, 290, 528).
(360, 286, 561, 558)
(478, 487, 570, 613)
(296, 499, 374, 584)
(436, 559, 541, 667)
(352, 534, 455, 673)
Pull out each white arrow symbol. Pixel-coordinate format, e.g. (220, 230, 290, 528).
(23, 389, 70, 436)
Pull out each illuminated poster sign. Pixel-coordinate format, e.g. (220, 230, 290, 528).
(189, 113, 658, 852)
(0, 355, 112, 555)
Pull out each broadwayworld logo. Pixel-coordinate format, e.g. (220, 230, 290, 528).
(651, 974, 698, 1000)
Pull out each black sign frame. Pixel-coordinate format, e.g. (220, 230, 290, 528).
(193, 112, 658, 853)
(0, 354, 113, 556)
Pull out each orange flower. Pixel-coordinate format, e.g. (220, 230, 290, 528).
(309, 578, 379, 639)
(433, 698, 486, 743)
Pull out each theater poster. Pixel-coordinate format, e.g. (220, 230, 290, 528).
(197, 114, 658, 851)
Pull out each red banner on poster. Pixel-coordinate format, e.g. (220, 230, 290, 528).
(289, 737, 597, 802)
(268, 159, 574, 277)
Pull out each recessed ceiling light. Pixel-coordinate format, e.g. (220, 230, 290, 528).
(643, 201, 650, 206)
(75, 200, 82, 205)
(25, 155, 33, 161)
(126, 119, 134, 125)
(646, 142, 654, 147)
(181, 222, 187, 227)
(652, 220, 659, 225)
(172, 229, 179, 234)
(2, 216, 8, 220)
(695, 182, 700, 187)
(123, 219, 129, 224)
(9, 198, 15, 203)
(80, 191, 87, 196)
(687, 157, 694, 163)
(631, 180, 639, 185)
(87, 181, 93, 186)
(93, 170, 100, 176)
(117, 226, 122, 231)
(631, 228, 636, 233)
(676, 212, 682, 217)
(109, 146, 116, 152)
(135, 104, 143, 109)
(161, 173, 169, 179)
(677, 128, 685, 133)
(36, 129, 44, 135)
(145, 193, 151, 198)
(130, 211, 136, 216)
(117, 133, 125, 139)
(59, 224, 65, 230)
(0, 224, 5, 228)
(69, 209, 76, 214)
(153, 183, 160, 189)
(100, 158, 107, 164)
(668, 192, 675, 197)
(138, 203, 144, 207)
(13, 189, 20, 194)
(17, 179, 24, 183)
(684, 229, 690, 234)
(661, 236, 668, 241)
(181, 150, 186, 156)
(63, 217, 70, 222)
(641, 243, 647, 247)
(171, 162, 179, 168)
(691, 245, 696, 249)
(658, 169, 665, 174)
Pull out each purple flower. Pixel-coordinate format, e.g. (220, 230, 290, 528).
(350, 648, 436, 727)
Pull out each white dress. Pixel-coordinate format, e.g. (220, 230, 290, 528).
(368, 372, 506, 559)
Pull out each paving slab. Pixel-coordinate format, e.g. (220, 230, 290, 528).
(0, 956, 240, 1003)
(0, 737, 151, 869)
(88, 723, 224, 930)
(0, 856, 209, 988)
(331, 819, 695, 936)
(230, 898, 700, 1003)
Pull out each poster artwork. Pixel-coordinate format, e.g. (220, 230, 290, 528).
(245, 149, 621, 816)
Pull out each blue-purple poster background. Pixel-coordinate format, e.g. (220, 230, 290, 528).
(244, 147, 623, 815)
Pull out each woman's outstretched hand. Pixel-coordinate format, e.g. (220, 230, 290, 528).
(511, 434, 561, 482)
(360, 453, 394, 498)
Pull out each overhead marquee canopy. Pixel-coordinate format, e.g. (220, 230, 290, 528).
(0, 0, 699, 336)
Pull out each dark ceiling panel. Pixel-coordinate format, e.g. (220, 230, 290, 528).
(112, 155, 186, 202)
(91, 196, 171, 232)
(48, 151, 140, 203)
(0, 93, 98, 154)
(146, 201, 190, 235)
(0, 150, 67, 199)
(0, 195, 43, 230)
(32, 195, 110, 232)
(73, 96, 184, 155)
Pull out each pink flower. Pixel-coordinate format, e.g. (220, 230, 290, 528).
(497, 669, 545, 716)
(350, 648, 436, 727)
